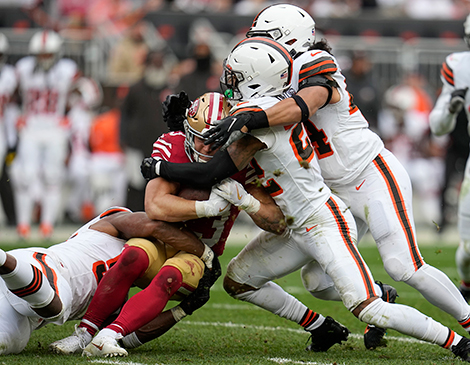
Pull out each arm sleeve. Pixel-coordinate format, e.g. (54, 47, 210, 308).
(159, 149, 239, 189)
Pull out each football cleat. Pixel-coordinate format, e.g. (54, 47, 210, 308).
(364, 281, 398, 350)
(306, 316, 350, 352)
(451, 337, 470, 362)
(82, 334, 128, 357)
(49, 325, 92, 355)
(460, 284, 470, 302)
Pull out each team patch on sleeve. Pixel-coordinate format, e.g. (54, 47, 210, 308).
(441, 60, 454, 86)
(299, 55, 337, 84)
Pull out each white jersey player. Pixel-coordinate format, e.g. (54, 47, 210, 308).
(0, 206, 127, 354)
(141, 37, 470, 361)
(11, 29, 80, 240)
(203, 4, 470, 350)
(0, 205, 214, 355)
(429, 14, 470, 301)
(0, 33, 18, 178)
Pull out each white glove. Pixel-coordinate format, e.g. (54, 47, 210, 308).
(200, 243, 214, 269)
(213, 178, 260, 214)
(194, 189, 231, 218)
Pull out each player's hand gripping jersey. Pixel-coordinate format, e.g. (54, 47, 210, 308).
(231, 96, 331, 229)
(291, 50, 384, 185)
(151, 131, 247, 256)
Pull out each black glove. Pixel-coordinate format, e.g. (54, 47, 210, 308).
(179, 255, 221, 315)
(448, 87, 468, 114)
(140, 157, 160, 181)
(162, 91, 191, 132)
(203, 110, 269, 151)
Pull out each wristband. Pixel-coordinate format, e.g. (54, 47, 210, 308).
(171, 306, 187, 322)
(194, 201, 206, 218)
(240, 195, 261, 214)
(245, 110, 269, 131)
(200, 243, 214, 269)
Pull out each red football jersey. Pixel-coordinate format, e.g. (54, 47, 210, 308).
(151, 131, 247, 256)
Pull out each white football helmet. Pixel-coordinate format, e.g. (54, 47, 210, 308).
(464, 13, 470, 48)
(220, 37, 293, 102)
(246, 4, 315, 58)
(184, 92, 231, 162)
(29, 30, 63, 70)
(0, 33, 9, 67)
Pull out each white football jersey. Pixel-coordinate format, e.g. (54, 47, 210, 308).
(429, 51, 470, 136)
(16, 56, 79, 129)
(0, 64, 17, 119)
(33, 207, 129, 319)
(289, 50, 384, 185)
(231, 97, 331, 229)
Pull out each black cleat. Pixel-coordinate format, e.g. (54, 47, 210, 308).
(306, 316, 350, 352)
(452, 337, 470, 362)
(364, 281, 398, 350)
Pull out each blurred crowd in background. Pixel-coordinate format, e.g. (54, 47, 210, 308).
(0, 0, 469, 241)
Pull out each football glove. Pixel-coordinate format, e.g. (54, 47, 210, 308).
(214, 178, 260, 214)
(203, 110, 269, 151)
(194, 189, 232, 218)
(162, 91, 191, 132)
(140, 157, 161, 181)
(448, 87, 468, 114)
(179, 254, 221, 315)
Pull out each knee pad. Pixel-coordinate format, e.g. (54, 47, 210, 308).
(165, 252, 204, 300)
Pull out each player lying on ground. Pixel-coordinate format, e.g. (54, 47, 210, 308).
(0, 206, 211, 355)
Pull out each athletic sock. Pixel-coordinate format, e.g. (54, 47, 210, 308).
(107, 266, 183, 336)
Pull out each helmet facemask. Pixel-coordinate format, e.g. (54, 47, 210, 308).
(221, 37, 293, 103)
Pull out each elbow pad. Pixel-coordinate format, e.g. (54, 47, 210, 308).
(299, 74, 337, 109)
(159, 149, 239, 189)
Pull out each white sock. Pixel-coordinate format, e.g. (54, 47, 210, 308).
(1, 260, 54, 308)
(234, 281, 323, 328)
(359, 298, 459, 346)
(95, 328, 120, 340)
(406, 264, 470, 322)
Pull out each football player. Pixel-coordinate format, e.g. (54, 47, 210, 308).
(430, 15, 470, 302)
(200, 4, 470, 352)
(141, 37, 470, 362)
(11, 29, 80, 240)
(52, 92, 289, 357)
(0, 206, 212, 355)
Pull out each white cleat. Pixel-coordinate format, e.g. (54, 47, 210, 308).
(49, 325, 92, 355)
(82, 335, 128, 357)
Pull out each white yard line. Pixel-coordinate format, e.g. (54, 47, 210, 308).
(181, 320, 428, 345)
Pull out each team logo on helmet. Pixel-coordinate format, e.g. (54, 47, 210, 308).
(187, 98, 200, 118)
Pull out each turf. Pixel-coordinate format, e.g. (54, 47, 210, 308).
(1, 236, 467, 364)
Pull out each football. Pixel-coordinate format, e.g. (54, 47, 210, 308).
(177, 185, 210, 201)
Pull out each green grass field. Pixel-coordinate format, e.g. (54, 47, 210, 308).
(1, 236, 468, 365)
